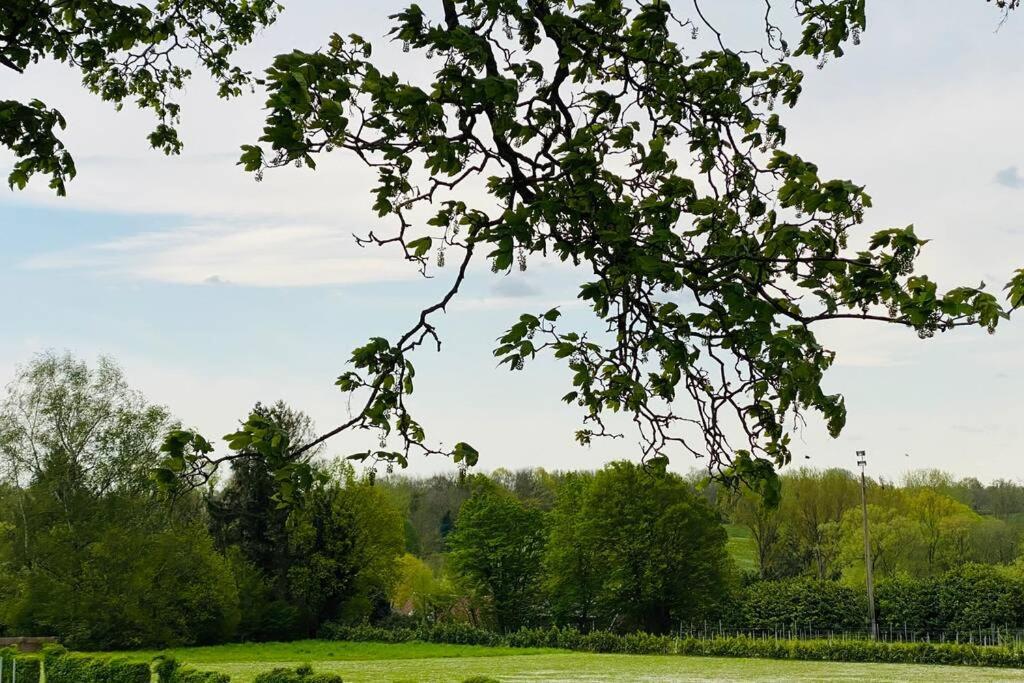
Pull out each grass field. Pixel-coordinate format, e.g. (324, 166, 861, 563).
(725, 523, 758, 573)
(110, 640, 1024, 682)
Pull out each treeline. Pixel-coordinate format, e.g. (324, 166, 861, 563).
(3, 353, 1024, 650)
(0, 354, 406, 648)
(724, 468, 1024, 582)
(379, 466, 1024, 637)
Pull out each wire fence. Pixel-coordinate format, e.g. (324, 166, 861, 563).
(679, 623, 1024, 648)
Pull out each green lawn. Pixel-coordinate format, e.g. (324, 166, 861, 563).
(107, 640, 1024, 683)
(725, 523, 758, 573)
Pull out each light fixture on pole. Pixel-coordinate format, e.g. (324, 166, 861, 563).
(857, 450, 877, 639)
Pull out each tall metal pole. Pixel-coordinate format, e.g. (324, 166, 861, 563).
(857, 450, 877, 640)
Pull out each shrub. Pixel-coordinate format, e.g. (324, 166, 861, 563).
(154, 656, 231, 683)
(462, 677, 500, 683)
(252, 664, 342, 683)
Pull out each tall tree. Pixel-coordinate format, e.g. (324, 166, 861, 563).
(781, 469, 859, 579)
(543, 471, 600, 629)
(447, 477, 547, 632)
(285, 463, 405, 634)
(0, 351, 170, 557)
(208, 401, 320, 582)
(0, 354, 239, 649)
(157, 1, 1024, 498)
(569, 460, 732, 633)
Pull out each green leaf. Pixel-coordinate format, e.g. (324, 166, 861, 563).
(407, 236, 432, 257)
(453, 442, 479, 467)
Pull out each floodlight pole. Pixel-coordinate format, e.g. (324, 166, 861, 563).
(857, 450, 878, 640)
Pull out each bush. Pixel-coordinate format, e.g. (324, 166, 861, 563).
(462, 677, 500, 683)
(43, 648, 149, 683)
(252, 664, 342, 683)
(154, 656, 231, 683)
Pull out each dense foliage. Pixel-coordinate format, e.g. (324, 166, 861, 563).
(0, 353, 240, 649)
(877, 565, 1024, 634)
(547, 461, 731, 632)
(0, 355, 406, 649)
(447, 478, 548, 631)
(739, 578, 864, 631)
(723, 468, 1024, 582)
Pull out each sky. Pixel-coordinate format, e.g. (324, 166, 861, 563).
(1, 1, 1022, 483)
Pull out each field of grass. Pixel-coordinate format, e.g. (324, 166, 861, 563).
(725, 523, 758, 573)
(109, 640, 1024, 682)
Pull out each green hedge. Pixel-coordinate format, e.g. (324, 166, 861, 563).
(252, 663, 342, 683)
(0, 649, 42, 683)
(154, 657, 231, 683)
(877, 565, 1024, 634)
(322, 622, 1024, 668)
(740, 578, 865, 630)
(43, 646, 149, 683)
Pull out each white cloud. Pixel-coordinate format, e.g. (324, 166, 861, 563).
(23, 224, 421, 287)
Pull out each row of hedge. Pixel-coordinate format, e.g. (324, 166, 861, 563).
(740, 568, 1024, 633)
(0, 647, 352, 683)
(40, 649, 343, 683)
(0, 648, 41, 683)
(321, 622, 1024, 668)
(41, 645, 150, 683)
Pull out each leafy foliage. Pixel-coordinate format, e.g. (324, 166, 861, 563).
(284, 464, 406, 635)
(547, 460, 732, 633)
(0, 354, 240, 650)
(0, 0, 279, 193)
(447, 477, 547, 632)
(0, 649, 41, 683)
(877, 564, 1024, 633)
